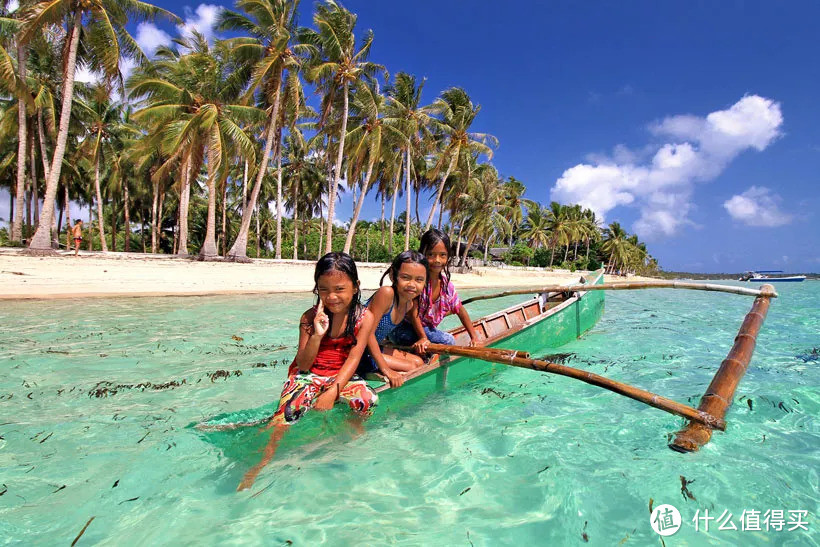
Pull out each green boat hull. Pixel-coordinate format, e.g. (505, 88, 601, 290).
(195, 271, 605, 460)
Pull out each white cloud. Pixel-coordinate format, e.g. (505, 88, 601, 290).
(551, 95, 783, 239)
(135, 22, 172, 56)
(74, 65, 100, 84)
(178, 4, 223, 42)
(723, 186, 792, 227)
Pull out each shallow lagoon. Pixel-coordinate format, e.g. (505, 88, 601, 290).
(0, 281, 817, 544)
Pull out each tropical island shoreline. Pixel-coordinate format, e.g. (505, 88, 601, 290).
(0, 248, 654, 300)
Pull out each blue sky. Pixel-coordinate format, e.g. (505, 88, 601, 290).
(5, 0, 819, 272)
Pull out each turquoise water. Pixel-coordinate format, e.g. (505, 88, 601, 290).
(0, 282, 817, 545)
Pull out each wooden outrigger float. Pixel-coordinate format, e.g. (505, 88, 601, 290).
(402, 280, 777, 452)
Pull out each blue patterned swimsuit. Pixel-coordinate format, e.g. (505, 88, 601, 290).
(358, 298, 404, 375)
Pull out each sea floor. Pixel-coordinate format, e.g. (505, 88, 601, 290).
(0, 283, 817, 545)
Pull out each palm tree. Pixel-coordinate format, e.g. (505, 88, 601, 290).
(519, 202, 550, 251)
(130, 35, 261, 258)
(282, 129, 324, 259)
(502, 176, 534, 247)
(384, 72, 432, 250)
(545, 201, 571, 267)
(342, 77, 402, 253)
(302, 0, 384, 253)
(20, 0, 178, 250)
(602, 221, 629, 274)
(219, 0, 304, 261)
(424, 87, 496, 232)
(457, 163, 511, 267)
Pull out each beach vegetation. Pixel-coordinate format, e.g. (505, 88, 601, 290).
(1, 0, 658, 275)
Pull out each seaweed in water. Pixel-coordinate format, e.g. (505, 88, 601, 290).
(232, 335, 244, 342)
(680, 476, 696, 501)
(459, 487, 471, 496)
(539, 352, 575, 363)
(795, 347, 819, 363)
(481, 387, 506, 399)
(582, 520, 589, 542)
(71, 517, 95, 547)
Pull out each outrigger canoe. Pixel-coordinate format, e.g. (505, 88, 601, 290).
(195, 269, 605, 437)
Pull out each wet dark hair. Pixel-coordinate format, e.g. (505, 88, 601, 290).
(418, 229, 452, 282)
(380, 251, 428, 306)
(313, 252, 363, 339)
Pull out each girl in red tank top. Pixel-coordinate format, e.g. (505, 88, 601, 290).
(239, 253, 377, 490)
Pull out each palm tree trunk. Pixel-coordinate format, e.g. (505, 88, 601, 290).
(11, 42, 26, 243)
(255, 201, 261, 258)
(25, 179, 31, 234)
(317, 217, 323, 260)
(455, 220, 464, 259)
(64, 185, 71, 250)
(292, 178, 300, 260)
(388, 154, 401, 255)
(424, 149, 458, 232)
(37, 110, 50, 180)
(325, 81, 349, 254)
(228, 71, 283, 260)
(123, 180, 130, 252)
(221, 176, 228, 256)
(157, 186, 165, 251)
(29, 10, 81, 250)
(242, 159, 248, 210)
(140, 210, 146, 253)
(30, 134, 39, 226)
(459, 230, 477, 268)
(110, 199, 117, 251)
(94, 154, 108, 252)
(437, 201, 443, 230)
(573, 240, 579, 261)
(275, 131, 283, 259)
(379, 193, 385, 245)
(87, 203, 92, 251)
(585, 237, 590, 261)
(404, 147, 411, 250)
(177, 157, 192, 255)
(200, 144, 219, 258)
(343, 154, 376, 254)
(563, 244, 569, 263)
(151, 179, 159, 253)
(28, 135, 40, 229)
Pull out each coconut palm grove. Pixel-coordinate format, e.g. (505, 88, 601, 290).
(0, 0, 658, 276)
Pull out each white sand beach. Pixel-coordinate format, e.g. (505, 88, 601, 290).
(0, 248, 639, 300)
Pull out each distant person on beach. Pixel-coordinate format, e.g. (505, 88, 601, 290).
(239, 252, 377, 490)
(71, 220, 83, 256)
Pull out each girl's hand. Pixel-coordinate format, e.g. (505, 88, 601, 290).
(385, 369, 405, 388)
(314, 385, 337, 411)
(468, 335, 478, 348)
(313, 300, 329, 338)
(412, 337, 430, 354)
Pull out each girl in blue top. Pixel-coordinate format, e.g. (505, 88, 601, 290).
(359, 251, 427, 387)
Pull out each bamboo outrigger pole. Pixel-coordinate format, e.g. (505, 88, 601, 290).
(669, 284, 775, 452)
(408, 343, 726, 430)
(461, 280, 777, 306)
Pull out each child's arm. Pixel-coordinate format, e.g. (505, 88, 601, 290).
(456, 306, 480, 347)
(293, 302, 328, 372)
(367, 332, 404, 388)
(409, 306, 430, 354)
(364, 288, 404, 387)
(314, 308, 375, 410)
